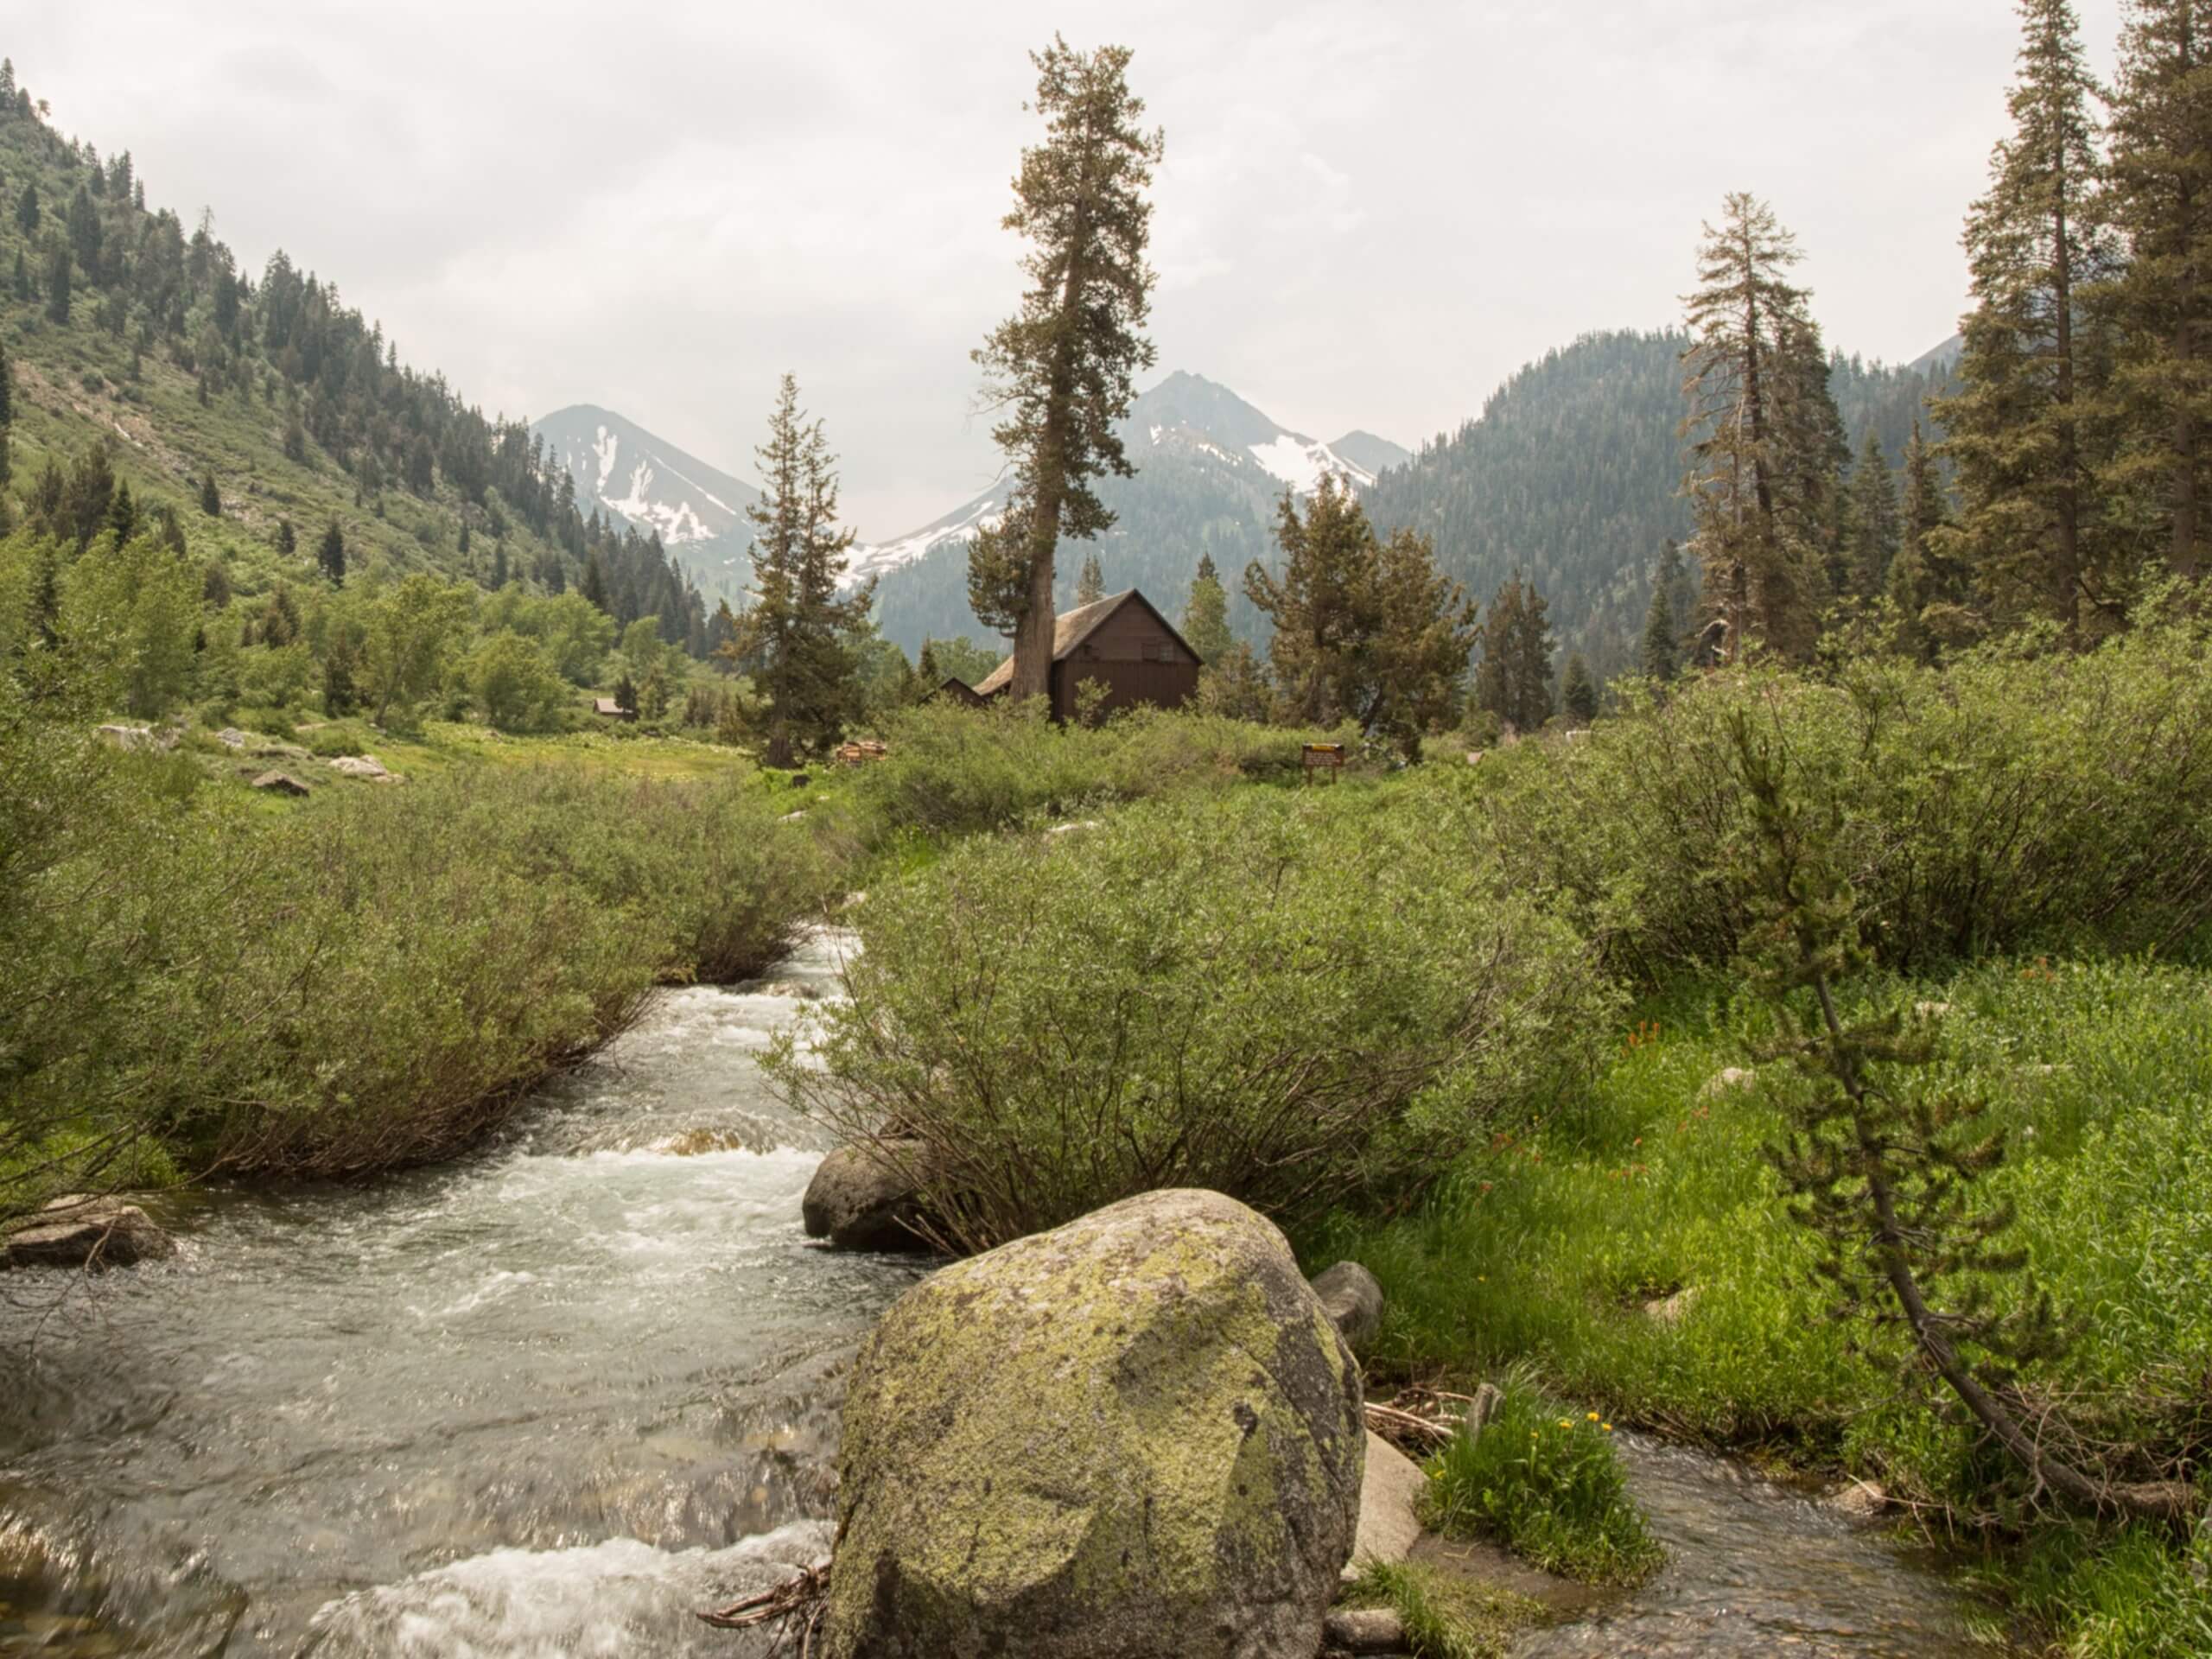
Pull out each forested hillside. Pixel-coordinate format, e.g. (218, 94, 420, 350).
(1363, 330, 1955, 680)
(0, 63, 711, 651)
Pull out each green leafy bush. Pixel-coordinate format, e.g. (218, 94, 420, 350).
(848, 700, 1362, 842)
(2, 683, 829, 1201)
(1455, 615, 2212, 979)
(772, 786, 1611, 1248)
(1420, 1371, 1662, 1585)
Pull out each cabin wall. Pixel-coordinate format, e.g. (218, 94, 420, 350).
(1051, 607, 1201, 719)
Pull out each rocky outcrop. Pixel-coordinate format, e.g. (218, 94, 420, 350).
(800, 1141, 940, 1253)
(327, 755, 397, 781)
(822, 1189, 1364, 1659)
(98, 723, 175, 752)
(250, 770, 311, 796)
(1311, 1262, 1384, 1354)
(5, 1196, 175, 1270)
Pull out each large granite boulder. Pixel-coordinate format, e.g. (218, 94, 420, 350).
(822, 1188, 1364, 1659)
(6, 1196, 175, 1269)
(801, 1141, 940, 1253)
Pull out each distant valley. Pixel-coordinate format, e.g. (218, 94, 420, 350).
(540, 339, 1951, 678)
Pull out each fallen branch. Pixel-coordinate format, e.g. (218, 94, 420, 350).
(699, 1560, 831, 1643)
(1363, 1400, 1456, 1448)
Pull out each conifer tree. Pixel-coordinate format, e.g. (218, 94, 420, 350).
(322, 629, 358, 715)
(1179, 551, 1232, 664)
(2101, 0, 2212, 580)
(275, 518, 296, 558)
(198, 473, 220, 517)
(12, 181, 33, 234)
(737, 373, 874, 766)
(1244, 477, 1474, 751)
(0, 339, 12, 429)
(1681, 194, 1839, 660)
(1729, 709, 2186, 1522)
(581, 551, 608, 612)
(41, 239, 67, 325)
(317, 520, 346, 587)
(1640, 542, 1684, 682)
(1473, 573, 1555, 733)
(1076, 549, 1105, 606)
(1937, 0, 2120, 639)
(106, 481, 137, 546)
(10, 250, 28, 302)
(29, 544, 59, 649)
(966, 39, 1162, 698)
(1843, 429, 1902, 599)
(1560, 651, 1599, 725)
(1891, 421, 1973, 660)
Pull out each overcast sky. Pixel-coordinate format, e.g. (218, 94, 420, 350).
(15, 1, 2122, 538)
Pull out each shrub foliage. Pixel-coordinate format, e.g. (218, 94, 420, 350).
(772, 787, 1612, 1249)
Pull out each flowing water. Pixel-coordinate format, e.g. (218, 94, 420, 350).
(0, 929, 924, 1657)
(1510, 1436, 1980, 1657)
(0, 927, 1982, 1658)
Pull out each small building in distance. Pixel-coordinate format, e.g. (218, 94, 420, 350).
(971, 588, 1202, 721)
(591, 696, 635, 722)
(931, 677, 991, 709)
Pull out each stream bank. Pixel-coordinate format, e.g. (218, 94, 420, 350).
(0, 928, 1989, 1657)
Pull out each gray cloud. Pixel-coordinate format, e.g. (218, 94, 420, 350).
(15, 0, 2120, 537)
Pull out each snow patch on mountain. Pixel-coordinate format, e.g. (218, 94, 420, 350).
(848, 495, 1004, 587)
(1245, 434, 1376, 494)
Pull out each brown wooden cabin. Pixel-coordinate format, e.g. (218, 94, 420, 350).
(591, 696, 635, 722)
(971, 588, 1203, 721)
(931, 677, 989, 709)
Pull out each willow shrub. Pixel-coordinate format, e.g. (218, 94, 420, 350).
(772, 787, 1612, 1249)
(3, 713, 828, 1199)
(1456, 613, 2212, 981)
(848, 700, 1363, 842)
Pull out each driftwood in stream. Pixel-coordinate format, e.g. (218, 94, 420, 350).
(699, 1561, 830, 1651)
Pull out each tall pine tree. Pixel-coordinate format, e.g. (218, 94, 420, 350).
(1075, 549, 1105, 606)
(2101, 0, 2212, 581)
(736, 373, 875, 766)
(1640, 540, 1686, 682)
(966, 40, 1162, 698)
(1179, 551, 1232, 663)
(1890, 421, 1972, 660)
(1681, 194, 1840, 661)
(1844, 429, 1902, 599)
(1938, 0, 2120, 639)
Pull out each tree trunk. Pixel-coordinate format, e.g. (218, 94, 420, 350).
(1009, 533, 1057, 705)
(2053, 176, 2082, 639)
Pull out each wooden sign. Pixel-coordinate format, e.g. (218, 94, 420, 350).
(1301, 743, 1345, 785)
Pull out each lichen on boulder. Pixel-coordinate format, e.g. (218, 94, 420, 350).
(821, 1188, 1365, 1659)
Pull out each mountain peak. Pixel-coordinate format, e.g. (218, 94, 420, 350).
(531, 408, 761, 584)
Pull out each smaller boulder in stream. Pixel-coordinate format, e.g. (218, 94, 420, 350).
(6, 1195, 175, 1270)
(1311, 1261, 1384, 1354)
(800, 1141, 941, 1252)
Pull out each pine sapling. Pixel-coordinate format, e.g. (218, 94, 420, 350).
(1726, 708, 2185, 1521)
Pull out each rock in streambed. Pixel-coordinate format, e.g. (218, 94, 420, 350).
(800, 1140, 943, 1253)
(5, 1195, 175, 1269)
(821, 1188, 1365, 1659)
